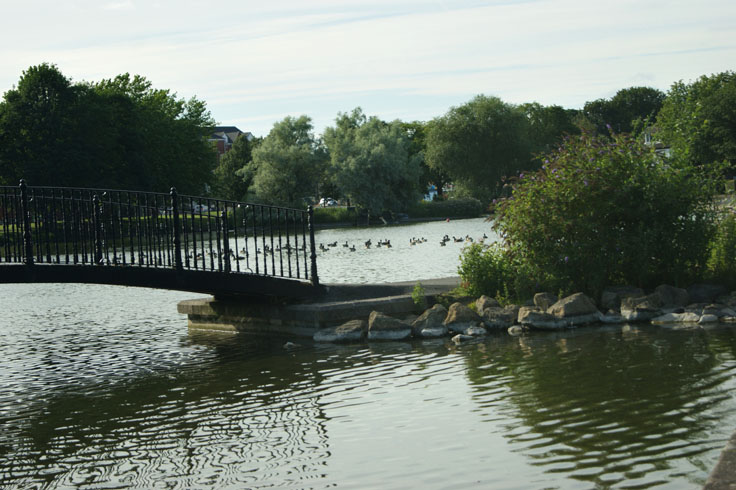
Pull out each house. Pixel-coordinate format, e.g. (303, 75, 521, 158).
(643, 127, 672, 159)
(209, 126, 254, 159)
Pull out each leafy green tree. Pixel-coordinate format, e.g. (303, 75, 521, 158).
(250, 116, 327, 207)
(0, 65, 217, 193)
(424, 95, 530, 202)
(323, 108, 421, 214)
(93, 74, 217, 194)
(520, 102, 580, 161)
(212, 135, 261, 201)
(657, 71, 736, 175)
(491, 132, 720, 296)
(583, 86, 665, 135)
(0, 63, 87, 186)
(401, 120, 449, 199)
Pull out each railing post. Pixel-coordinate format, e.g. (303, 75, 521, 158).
(92, 194, 103, 264)
(19, 179, 34, 265)
(221, 209, 231, 273)
(307, 205, 319, 287)
(170, 187, 183, 271)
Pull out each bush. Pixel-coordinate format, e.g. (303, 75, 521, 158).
(407, 198, 484, 219)
(491, 132, 721, 297)
(457, 243, 536, 302)
(707, 213, 736, 286)
(312, 206, 357, 224)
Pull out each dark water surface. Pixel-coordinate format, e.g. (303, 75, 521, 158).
(2, 219, 735, 488)
(2, 283, 736, 488)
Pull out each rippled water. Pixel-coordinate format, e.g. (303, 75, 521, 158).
(2, 283, 736, 488)
(2, 219, 736, 488)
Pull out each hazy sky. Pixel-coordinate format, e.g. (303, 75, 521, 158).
(1, 0, 734, 137)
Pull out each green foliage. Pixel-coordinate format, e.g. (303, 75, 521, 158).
(425, 95, 530, 202)
(312, 206, 357, 224)
(657, 71, 736, 176)
(520, 102, 580, 158)
(493, 131, 720, 297)
(323, 108, 421, 214)
(213, 135, 261, 201)
(0, 65, 217, 193)
(250, 116, 327, 207)
(407, 198, 484, 219)
(412, 281, 427, 313)
(583, 86, 665, 135)
(707, 214, 736, 287)
(457, 243, 536, 303)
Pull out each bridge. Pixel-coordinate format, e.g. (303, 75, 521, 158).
(0, 180, 322, 298)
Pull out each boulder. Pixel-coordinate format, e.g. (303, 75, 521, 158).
(444, 302, 482, 334)
(481, 305, 518, 329)
(368, 311, 412, 341)
(688, 284, 728, 304)
(621, 293, 663, 322)
(717, 291, 736, 307)
(507, 325, 524, 336)
(651, 312, 701, 325)
(465, 325, 488, 336)
(533, 292, 558, 311)
(518, 306, 567, 330)
(314, 319, 367, 343)
(654, 284, 690, 307)
(451, 334, 476, 344)
(475, 295, 499, 315)
(702, 304, 729, 318)
(699, 314, 719, 324)
(601, 286, 645, 312)
(548, 293, 598, 317)
(411, 304, 449, 338)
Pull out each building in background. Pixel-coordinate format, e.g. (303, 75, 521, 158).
(210, 126, 254, 159)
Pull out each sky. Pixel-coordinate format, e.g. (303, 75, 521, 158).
(1, 0, 734, 137)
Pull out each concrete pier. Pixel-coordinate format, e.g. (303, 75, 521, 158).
(178, 277, 461, 337)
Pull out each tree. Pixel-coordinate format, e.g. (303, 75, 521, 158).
(520, 102, 580, 162)
(401, 120, 449, 199)
(93, 73, 217, 194)
(0, 65, 218, 193)
(323, 108, 421, 214)
(212, 135, 261, 201)
(250, 116, 327, 207)
(657, 71, 736, 175)
(424, 95, 530, 202)
(583, 86, 665, 135)
(0, 63, 86, 185)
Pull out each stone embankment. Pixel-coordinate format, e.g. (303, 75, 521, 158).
(313, 283, 736, 343)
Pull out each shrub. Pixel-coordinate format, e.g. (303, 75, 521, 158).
(457, 243, 536, 302)
(312, 206, 357, 224)
(492, 132, 721, 297)
(407, 198, 484, 219)
(412, 281, 427, 312)
(707, 213, 736, 286)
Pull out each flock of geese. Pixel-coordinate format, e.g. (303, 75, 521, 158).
(317, 234, 489, 254)
(103, 233, 491, 264)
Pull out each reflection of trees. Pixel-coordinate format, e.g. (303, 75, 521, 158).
(0, 334, 365, 489)
(461, 325, 736, 487)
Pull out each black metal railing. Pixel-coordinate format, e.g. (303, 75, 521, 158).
(0, 180, 319, 286)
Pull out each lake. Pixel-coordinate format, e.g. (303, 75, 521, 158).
(1, 218, 734, 488)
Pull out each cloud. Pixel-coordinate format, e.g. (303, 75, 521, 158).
(1, 0, 735, 135)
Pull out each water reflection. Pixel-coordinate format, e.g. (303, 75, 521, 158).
(3, 283, 736, 488)
(460, 325, 736, 488)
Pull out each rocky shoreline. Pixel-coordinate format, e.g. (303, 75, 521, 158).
(312, 283, 736, 343)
